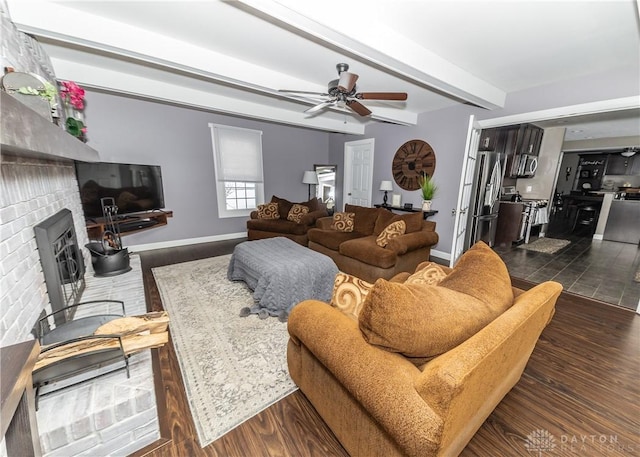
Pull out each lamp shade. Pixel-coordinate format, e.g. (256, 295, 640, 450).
(379, 180, 393, 191)
(302, 170, 319, 185)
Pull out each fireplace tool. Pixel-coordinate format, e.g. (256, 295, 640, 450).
(101, 198, 123, 250)
(85, 198, 131, 276)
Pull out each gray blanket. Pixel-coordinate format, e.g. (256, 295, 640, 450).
(227, 237, 338, 320)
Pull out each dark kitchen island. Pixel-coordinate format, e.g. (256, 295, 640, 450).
(603, 200, 640, 244)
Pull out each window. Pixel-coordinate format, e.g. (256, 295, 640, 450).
(209, 123, 264, 218)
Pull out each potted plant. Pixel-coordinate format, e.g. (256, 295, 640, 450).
(419, 174, 438, 211)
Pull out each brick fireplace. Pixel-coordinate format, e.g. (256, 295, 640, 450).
(0, 155, 88, 347)
(0, 154, 160, 455)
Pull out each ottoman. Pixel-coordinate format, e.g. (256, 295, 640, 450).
(227, 237, 338, 320)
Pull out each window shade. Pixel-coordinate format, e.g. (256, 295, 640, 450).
(210, 124, 263, 182)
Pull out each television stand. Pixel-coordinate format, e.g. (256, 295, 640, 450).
(85, 210, 173, 239)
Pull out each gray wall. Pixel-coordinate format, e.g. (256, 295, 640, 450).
(83, 63, 637, 254)
(83, 90, 329, 246)
(329, 64, 640, 258)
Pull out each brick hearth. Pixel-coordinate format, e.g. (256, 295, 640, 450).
(35, 255, 159, 456)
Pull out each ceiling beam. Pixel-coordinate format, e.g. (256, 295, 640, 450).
(51, 57, 366, 135)
(236, 0, 506, 110)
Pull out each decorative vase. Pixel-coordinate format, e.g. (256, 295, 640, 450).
(422, 200, 432, 211)
(64, 102, 87, 142)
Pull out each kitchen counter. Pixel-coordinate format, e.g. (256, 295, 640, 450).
(562, 194, 604, 203)
(603, 200, 640, 244)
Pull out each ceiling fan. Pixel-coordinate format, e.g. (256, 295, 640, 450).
(280, 63, 408, 117)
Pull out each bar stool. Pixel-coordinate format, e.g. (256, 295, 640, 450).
(572, 205, 599, 234)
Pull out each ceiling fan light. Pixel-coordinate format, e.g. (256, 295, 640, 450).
(338, 72, 358, 92)
(621, 147, 638, 157)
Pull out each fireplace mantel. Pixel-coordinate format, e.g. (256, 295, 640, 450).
(1, 91, 99, 162)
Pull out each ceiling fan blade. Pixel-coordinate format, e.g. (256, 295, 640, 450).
(338, 72, 359, 92)
(346, 100, 372, 116)
(305, 100, 336, 114)
(356, 92, 408, 101)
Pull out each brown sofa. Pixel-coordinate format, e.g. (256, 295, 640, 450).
(307, 204, 439, 283)
(247, 196, 328, 246)
(287, 241, 562, 457)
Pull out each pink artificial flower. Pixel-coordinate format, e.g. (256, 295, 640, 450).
(60, 80, 86, 110)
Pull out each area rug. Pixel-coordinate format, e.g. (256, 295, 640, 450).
(152, 254, 297, 448)
(517, 237, 570, 254)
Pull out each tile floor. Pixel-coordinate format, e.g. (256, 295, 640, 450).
(493, 221, 640, 310)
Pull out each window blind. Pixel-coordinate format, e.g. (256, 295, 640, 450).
(210, 124, 263, 182)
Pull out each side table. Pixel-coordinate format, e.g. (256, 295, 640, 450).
(374, 204, 438, 220)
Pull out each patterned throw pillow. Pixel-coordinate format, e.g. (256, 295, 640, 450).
(257, 202, 279, 220)
(330, 272, 374, 321)
(376, 220, 406, 247)
(331, 212, 355, 232)
(404, 262, 448, 286)
(287, 204, 310, 223)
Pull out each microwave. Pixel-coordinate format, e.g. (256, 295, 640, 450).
(517, 154, 538, 177)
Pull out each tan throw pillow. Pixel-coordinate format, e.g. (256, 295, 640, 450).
(330, 272, 374, 321)
(359, 280, 491, 359)
(287, 204, 310, 223)
(376, 220, 406, 247)
(438, 241, 514, 309)
(405, 262, 447, 286)
(331, 212, 355, 232)
(358, 241, 514, 359)
(257, 202, 279, 219)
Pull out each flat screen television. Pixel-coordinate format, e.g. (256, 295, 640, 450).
(75, 161, 165, 219)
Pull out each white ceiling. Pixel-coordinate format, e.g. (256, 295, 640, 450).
(7, 0, 640, 138)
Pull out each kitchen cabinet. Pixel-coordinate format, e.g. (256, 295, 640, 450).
(495, 202, 524, 247)
(606, 155, 635, 175)
(478, 128, 500, 151)
(504, 124, 544, 178)
(503, 127, 521, 178)
(517, 124, 543, 156)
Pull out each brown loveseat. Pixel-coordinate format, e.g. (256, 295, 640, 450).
(307, 204, 439, 283)
(287, 241, 562, 457)
(247, 196, 328, 246)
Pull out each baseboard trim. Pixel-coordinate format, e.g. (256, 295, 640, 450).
(592, 234, 603, 240)
(430, 248, 451, 263)
(127, 232, 247, 252)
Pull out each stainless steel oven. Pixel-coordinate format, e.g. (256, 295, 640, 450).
(519, 200, 549, 243)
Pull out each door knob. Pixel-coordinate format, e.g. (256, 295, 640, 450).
(348, 193, 352, 196)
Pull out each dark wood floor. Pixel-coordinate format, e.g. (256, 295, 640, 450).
(133, 240, 639, 457)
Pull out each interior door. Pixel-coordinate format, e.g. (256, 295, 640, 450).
(450, 115, 481, 267)
(343, 139, 374, 207)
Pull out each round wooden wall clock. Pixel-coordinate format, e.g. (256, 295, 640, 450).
(392, 139, 437, 190)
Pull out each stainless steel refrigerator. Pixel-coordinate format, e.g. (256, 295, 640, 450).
(466, 151, 503, 248)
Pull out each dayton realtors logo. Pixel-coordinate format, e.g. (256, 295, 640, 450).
(525, 429, 636, 455)
(525, 429, 556, 455)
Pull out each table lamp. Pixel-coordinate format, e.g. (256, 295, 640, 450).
(302, 171, 319, 200)
(380, 180, 393, 206)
